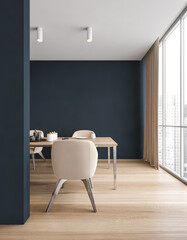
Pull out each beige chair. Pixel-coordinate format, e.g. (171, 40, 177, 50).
(30, 130, 45, 170)
(72, 130, 95, 138)
(72, 130, 111, 168)
(46, 139, 98, 212)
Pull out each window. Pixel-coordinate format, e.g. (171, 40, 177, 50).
(184, 14, 187, 179)
(159, 9, 187, 182)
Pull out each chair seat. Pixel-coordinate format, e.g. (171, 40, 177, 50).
(30, 147, 40, 154)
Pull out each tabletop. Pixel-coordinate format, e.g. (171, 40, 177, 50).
(30, 137, 118, 148)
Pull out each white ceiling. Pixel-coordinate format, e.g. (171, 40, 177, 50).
(30, 0, 187, 60)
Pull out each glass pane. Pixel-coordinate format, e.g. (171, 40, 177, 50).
(184, 15, 187, 125)
(159, 45, 162, 126)
(165, 24, 180, 126)
(158, 126, 162, 164)
(165, 127, 180, 174)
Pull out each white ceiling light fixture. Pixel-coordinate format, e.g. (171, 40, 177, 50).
(87, 27, 92, 43)
(37, 27, 43, 43)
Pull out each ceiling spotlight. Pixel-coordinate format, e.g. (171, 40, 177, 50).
(37, 27, 43, 43)
(87, 27, 92, 42)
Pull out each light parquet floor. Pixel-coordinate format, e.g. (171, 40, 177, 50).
(0, 159, 187, 240)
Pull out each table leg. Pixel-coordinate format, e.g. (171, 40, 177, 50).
(108, 147, 110, 168)
(113, 146, 117, 190)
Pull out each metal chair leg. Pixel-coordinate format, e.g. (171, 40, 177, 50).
(108, 147, 110, 168)
(61, 182, 65, 189)
(38, 151, 46, 161)
(89, 178, 93, 189)
(31, 153, 35, 170)
(46, 179, 66, 212)
(82, 179, 97, 212)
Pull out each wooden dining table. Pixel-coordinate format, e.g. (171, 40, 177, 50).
(30, 137, 118, 189)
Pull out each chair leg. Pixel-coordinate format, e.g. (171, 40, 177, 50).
(82, 179, 97, 212)
(38, 151, 46, 161)
(46, 179, 66, 213)
(89, 178, 93, 189)
(31, 154, 35, 170)
(108, 147, 110, 169)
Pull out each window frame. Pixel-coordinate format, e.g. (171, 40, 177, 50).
(159, 6, 187, 184)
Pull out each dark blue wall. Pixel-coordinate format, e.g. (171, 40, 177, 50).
(0, 0, 30, 224)
(31, 61, 144, 159)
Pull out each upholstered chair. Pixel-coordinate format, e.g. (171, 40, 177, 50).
(30, 130, 45, 169)
(46, 139, 98, 212)
(72, 130, 95, 138)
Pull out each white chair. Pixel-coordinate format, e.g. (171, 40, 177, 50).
(72, 130, 95, 138)
(72, 130, 111, 168)
(46, 139, 98, 212)
(30, 130, 45, 170)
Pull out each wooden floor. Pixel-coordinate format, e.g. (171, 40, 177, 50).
(0, 159, 187, 240)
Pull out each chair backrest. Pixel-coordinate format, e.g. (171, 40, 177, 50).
(52, 140, 98, 180)
(72, 130, 95, 138)
(30, 130, 44, 153)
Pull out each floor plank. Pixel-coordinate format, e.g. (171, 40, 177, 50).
(0, 159, 187, 240)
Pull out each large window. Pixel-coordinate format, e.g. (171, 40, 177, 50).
(159, 9, 187, 182)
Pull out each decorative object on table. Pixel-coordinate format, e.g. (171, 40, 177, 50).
(35, 129, 41, 141)
(30, 129, 42, 142)
(30, 135, 36, 142)
(47, 132, 58, 141)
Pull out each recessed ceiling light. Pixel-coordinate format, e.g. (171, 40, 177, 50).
(87, 27, 92, 43)
(37, 27, 43, 43)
